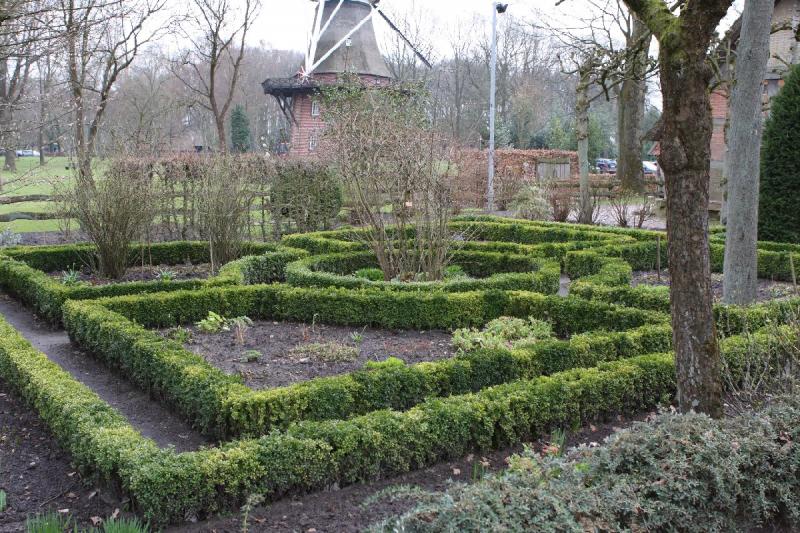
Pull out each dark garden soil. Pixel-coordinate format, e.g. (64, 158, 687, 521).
(176, 411, 653, 533)
(48, 263, 212, 286)
(632, 270, 798, 302)
(0, 295, 209, 451)
(0, 379, 127, 532)
(176, 321, 455, 390)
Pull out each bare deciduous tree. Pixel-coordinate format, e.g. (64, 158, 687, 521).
(59, 0, 168, 184)
(172, 0, 260, 153)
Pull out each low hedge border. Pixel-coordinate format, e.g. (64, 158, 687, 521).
(0, 255, 214, 322)
(0, 309, 681, 525)
(0, 242, 307, 322)
(63, 286, 669, 439)
(284, 251, 561, 294)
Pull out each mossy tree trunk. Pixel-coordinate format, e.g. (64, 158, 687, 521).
(623, 0, 733, 418)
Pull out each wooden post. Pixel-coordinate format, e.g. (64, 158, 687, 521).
(790, 254, 798, 295)
(656, 235, 662, 282)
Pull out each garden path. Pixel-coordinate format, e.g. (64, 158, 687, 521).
(0, 295, 209, 451)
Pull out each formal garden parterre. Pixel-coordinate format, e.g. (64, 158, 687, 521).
(1, 216, 799, 526)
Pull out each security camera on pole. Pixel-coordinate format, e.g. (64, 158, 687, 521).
(487, 2, 508, 213)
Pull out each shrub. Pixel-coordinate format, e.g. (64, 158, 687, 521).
(322, 76, 458, 281)
(195, 155, 259, 272)
(377, 398, 800, 532)
(58, 158, 157, 279)
(269, 159, 342, 237)
(511, 184, 550, 221)
(759, 64, 800, 243)
(0, 228, 21, 247)
(452, 316, 553, 352)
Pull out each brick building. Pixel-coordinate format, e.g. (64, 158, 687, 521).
(710, 0, 800, 211)
(262, 0, 392, 157)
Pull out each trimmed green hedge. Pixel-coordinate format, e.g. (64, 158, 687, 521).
(0, 242, 308, 322)
(285, 251, 561, 294)
(63, 286, 668, 439)
(0, 255, 213, 322)
(0, 310, 680, 524)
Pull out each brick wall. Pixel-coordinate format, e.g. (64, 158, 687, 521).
(288, 73, 391, 158)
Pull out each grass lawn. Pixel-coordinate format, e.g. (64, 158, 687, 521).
(0, 157, 72, 233)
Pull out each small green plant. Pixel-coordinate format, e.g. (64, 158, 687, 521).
(350, 329, 366, 345)
(26, 512, 73, 533)
(0, 489, 6, 512)
(289, 341, 359, 363)
(471, 456, 492, 481)
(240, 494, 265, 533)
(444, 265, 470, 280)
(167, 327, 193, 344)
(241, 350, 261, 363)
(196, 311, 229, 333)
(102, 517, 150, 533)
(452, 316, 554, 352)
(155, 268, 177, 282)
(354, 267, 384, 281)
(228, 316, 254, 345)
(61, 268, 82, 286)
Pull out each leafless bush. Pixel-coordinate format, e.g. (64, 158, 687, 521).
(195, 155, 259, 272)
(608, 188, 655, 228)
(58, 158, 157, 279)
(723, 314, 800, 414)
(545, 184, 574, 222)
(322, 77, 458, 281)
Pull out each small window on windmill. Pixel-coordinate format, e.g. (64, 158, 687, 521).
(311, 100, 321, 117)
(309, 130, 320, 152)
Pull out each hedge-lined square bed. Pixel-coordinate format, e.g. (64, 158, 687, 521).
(170, 319, 455, 389)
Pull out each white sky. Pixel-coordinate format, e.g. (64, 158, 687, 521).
(248, 0, 744, 55)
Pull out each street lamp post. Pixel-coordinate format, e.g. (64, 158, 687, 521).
(487, 2, 508, 213)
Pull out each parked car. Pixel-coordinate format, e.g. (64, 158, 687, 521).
(595, 158, 617, 174)
(643, 161, 658, 175)
(15, 149, 40, 157)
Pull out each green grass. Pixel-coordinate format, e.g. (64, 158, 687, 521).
(0, 156, 72, 195)
(0, 218, 70, 233)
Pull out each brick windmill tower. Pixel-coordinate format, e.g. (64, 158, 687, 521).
(262, 0, 430, 156)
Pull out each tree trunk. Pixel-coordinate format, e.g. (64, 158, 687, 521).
(617, 17, 651, 192)
(4, 150, 15, 173)
(723, 0, 775, 305)
(1, 106, 16, 174)
(576, 65, 592, 224)
(659, 43, 723, 418)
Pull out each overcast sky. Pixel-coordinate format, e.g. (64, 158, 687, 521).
(248, 0, 744, 55)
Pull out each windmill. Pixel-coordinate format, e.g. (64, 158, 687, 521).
(262, 0, 431, 156)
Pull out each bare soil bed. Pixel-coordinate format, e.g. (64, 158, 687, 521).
(632, 270, 798, 302)
(48, 263, 212, 286)
(174, 320, 455, 390)
(176, 412, 651, 533)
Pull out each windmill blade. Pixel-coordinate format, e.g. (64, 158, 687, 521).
(368, 1, 433, 69)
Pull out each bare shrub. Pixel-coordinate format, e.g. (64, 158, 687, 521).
(609, 188, 656, 228)
(722, 315, 800, 414)
(545, 184, 574, 222)
(58, 158, 156, 279)
(322, 77, 457, 281)
(195, 155, 259, 272)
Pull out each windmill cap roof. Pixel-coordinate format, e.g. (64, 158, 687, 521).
(312, 0, 392, 79)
